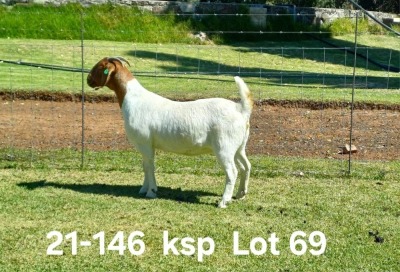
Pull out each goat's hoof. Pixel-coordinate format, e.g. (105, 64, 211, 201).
(146, 190, 157, 199)
(235, 191, 246, 200)
(139, 187, 148, 195)
(218, 200, 228, 209)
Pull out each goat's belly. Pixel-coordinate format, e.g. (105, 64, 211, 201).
(158, 145, 212, 155)
(153, 136, 213, 156)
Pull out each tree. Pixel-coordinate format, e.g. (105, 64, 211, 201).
(358, 0, 399, 13)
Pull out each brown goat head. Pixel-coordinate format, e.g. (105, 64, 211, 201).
(87, 57, 131, 90)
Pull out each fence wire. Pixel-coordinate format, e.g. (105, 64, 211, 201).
(0, 5, 399, 176)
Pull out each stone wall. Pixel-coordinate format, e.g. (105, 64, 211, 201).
(1, 0, 397, 27)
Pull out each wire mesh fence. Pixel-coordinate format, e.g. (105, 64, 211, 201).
(0, 3, 399, 176)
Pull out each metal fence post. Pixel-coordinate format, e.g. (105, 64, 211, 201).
(348, 11, 359, 174)
(80, 11, 85, 169)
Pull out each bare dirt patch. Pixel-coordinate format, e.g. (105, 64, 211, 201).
(1, 93, 399, 161)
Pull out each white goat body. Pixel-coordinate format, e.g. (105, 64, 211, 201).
(87, 57, 253, 208)
(123, 79, 250, 155)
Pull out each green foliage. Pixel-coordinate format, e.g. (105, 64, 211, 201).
(0, 3, 194, 43)
(327, 18, 386, 35)
(2, 2, 397, 44)
(392, 24, 400, 35)
(1, 3, 324, 43)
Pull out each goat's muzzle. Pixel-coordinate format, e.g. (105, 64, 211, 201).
(87, 72, 102, 90)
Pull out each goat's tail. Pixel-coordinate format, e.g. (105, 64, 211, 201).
(234, 76, 253, 119)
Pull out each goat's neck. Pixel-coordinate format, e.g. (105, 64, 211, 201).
(107, 72, 134, 108)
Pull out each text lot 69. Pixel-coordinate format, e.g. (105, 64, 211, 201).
(47, 230, 327, 262)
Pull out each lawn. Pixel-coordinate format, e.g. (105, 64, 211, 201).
(1, 36, 399, 104)
(0, 154, 399, 271)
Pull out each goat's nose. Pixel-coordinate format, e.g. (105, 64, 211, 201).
(87, 74, 93, 85)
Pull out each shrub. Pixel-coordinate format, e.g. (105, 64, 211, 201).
(0, 3, 194, 43)
(328, 17, 386, 35)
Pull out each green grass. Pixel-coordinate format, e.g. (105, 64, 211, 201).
(1, 37, 399, 104)
(327, 18, 386, 36)
(1, 148, 398, 180)
(0, 154, 399, 271)
(0, 4, 194, 43)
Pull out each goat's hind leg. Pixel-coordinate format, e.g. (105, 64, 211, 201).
(217, 153, 238, 208)
(235, 149, 251, 200)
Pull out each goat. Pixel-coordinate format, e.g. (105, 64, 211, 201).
(87, 57, 253, 208)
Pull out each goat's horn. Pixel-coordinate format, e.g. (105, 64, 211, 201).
(107, 56, 131, 67)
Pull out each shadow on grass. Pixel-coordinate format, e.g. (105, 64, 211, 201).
(17, 180, 220, 206)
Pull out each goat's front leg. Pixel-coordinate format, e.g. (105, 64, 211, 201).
(138, 148, 157, 198)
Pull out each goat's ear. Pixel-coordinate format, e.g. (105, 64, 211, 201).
(105, 60, 117, 75)
(100, 60, 116, 87)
